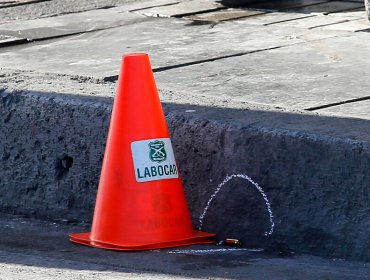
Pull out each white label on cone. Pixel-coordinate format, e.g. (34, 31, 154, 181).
(131, 138, 179, 183)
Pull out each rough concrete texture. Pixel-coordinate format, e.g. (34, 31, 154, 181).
(0, 84, 369, 262)
(0, 17, 340, 78)
(0, 0, 369, 265)
(0, 214, 368, 280)
(0, 0, 157, 24)
(154, 33, 370, 116)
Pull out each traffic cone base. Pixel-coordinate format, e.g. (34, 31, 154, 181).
(70, 231, 214, 251)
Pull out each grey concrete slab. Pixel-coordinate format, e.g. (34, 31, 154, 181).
(0, 0, 49, 8)
(186, 8, 267, 22)
(114, 0, 180, 12)
(244, 0, 330, 11)
(236, 12, 315, 26)
(318, 100, 370, 120)
(154, 32, 370, 114)
(266, 13, 363, 29)
(328, 10, 366, 18)
(0, 8, 148, 41)
(322, 18, 370, 31)
(1, 68, 369, 142)
(0, 17, 343, 78)
(255, 10, 369, 32)
(0, 215, 368, 280)
(134, 0, 223, 17)
(291, 1, 364, 14)
(0, 0, 162, 25)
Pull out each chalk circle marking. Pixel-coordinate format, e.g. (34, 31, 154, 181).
(198, 174, 274, 236)
(168, 248, 264, 254)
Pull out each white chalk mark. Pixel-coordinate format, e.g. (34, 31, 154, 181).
(198, 174, 274, 236)
(168, 248, 264, 254)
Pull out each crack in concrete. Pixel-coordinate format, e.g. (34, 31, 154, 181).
(103, 35, 346, 82)
(0, 17, 151, 48)
(308, 18, 359, 30)
(128, 2, 181, 12)
(172, 7, 228, 18)
(0, 0, 50, 9)
(305, 95, 370, 111)
(102, 46, 285, 82)
(263, 14, 316, 26)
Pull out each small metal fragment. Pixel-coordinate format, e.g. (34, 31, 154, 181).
(224, 238, 243, 247)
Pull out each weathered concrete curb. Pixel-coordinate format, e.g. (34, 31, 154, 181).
(0, 89, 369, 262)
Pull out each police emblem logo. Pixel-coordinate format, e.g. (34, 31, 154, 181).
(132, 138, 178, 182)
(149, 140, 167, 163)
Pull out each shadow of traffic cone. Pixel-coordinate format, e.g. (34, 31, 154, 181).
(69, 53, 215, 250)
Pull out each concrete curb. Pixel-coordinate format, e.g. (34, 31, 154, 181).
(0, 89, 369, 261)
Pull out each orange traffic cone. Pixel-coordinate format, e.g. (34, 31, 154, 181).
(69, 53, 215, 250)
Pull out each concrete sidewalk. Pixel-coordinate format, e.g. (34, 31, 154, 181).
(0, 0, 369, 265)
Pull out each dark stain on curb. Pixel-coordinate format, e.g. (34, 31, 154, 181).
(55, 155, 74, 180)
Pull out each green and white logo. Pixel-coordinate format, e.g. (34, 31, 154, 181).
(149, 140, 167, 163)
(131, 138, 178, 183)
